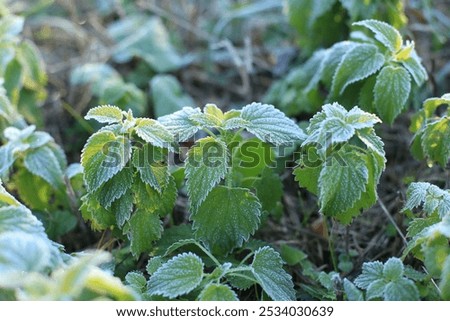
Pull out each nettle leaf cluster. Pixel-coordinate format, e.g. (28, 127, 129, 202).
(410, 93, 450, 168)
(0, 11, 47, 125)
(266, 19, 427, 124)
(80, 105, 177, 256)
(343, 258, 422, 301)
(0, 124, 81, 237)
(401, 182, 450, 299)
(294, 103, 386, 224)
(127, 242, 295, 301)
(159, 102, 305, 255)
(0, 181, 138, 300)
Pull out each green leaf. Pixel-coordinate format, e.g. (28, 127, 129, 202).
(354, 261, 384, 289)
(0, 231, 52, 273)
(403, 182, 430, 211)
(401, 53, 428, 86)
(147, 252, 204, 299)
(85, 105, 123, 124)
(382, 257, 404, 281)
(343, 279, 364, 301)
(126, 209, 162, 256)
(97, 167, 134, 208)
(356, 128, 385, 156)
(251, 246, 296, 301)
(189, 104, 223, 128)
(353, 20, 402, 53)
(150, 74, 195, 118)
(146, 256, 164, 275)
(158, 107, 202, 142)
(132, 145, 169, 193)
(421, 118, 450, 167)
(366, 279, 386, 300)
(198, 283, 238, 301)
(186, 137, 228, 211)
(134, 118, 174, 151)
(111, 190, 134, 228)
(318, 151, 369, 222)
(384, 279, 420, 301)
(332, 44, 385, 95)
(191, 186, 261, 255)
(81, 130, 131, 192)
(23, 146, 65, 190)
(374, 65, 411, 124)
(125, 271, 147, 292)
(80, 194, 115, 230)
(0, 143, 16, 174)
(240, 102, 306, 145)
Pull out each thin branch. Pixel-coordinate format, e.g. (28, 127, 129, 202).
(377, 198, 408, 246)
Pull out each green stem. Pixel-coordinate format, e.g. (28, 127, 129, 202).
(239, 251, 255, 265)
(202, 127, 217, 138)
(323, 217, 338, 271)
(195, 241, 221, 267)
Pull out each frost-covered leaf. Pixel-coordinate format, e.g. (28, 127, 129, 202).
(401, 53, 428, 86)
(24, 146, 65, 190)
(403, 182, 430, 211)
(126, 209, 162, 256)
(253, 168, 283, 212)
(343, 279, 364, 301)
(366, 279, 386, 300)
(198, 284, 238, 301)
(353, 20, 402, 53)
(97, 167, 134, 208)
(146, 256, 164, 275)
(318, 151, 369, 222)
(0, 231, 51, 274)
(354, 261, 384, 289)
(384, 278, 420, 301)
(186, 137, 228, 211)
(132, 145, 168, 192)
(125, 271, 147, 292)
(240, 102, 306, 145)
(147, 252, 204, 298)
(403, 182, 450, 218)
(133, 177, 177, 217)
(421, 118, 450, 168)
(383, 257, 404, 281)
(356, 128, 385, 156)
(111, 190, 134, 228)
(158, 107, 202, 142)
(374, 66, 411, 124)
(191, 186, 261, 255)
(189, 104, 224, 128)
(332, 44, 384, 95)
(85, 105, 123, 124)
(134, 118, 174, 150)
(251, 246, 295, 301)
(346, 107, 381, 129)
(81, 130, 131, 192)
(0, 143, 16, 174)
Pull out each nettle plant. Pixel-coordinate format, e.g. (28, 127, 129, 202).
(0, 125, 80, 238)
(266, 19, 427, 123)
(410, 93, 450, 167)
(80, 105, 177, 256)
(158, 102, 305, 255)
(294, 103, 386, 224)
(0, 181, 137, 300)
(127, 242, 295, 301)
(401, 182, 450, 300)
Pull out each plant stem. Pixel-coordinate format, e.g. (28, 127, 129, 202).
(323, 217, 338, 271)
(202, 127, 217, 138)
(195, 241, 221, 267)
